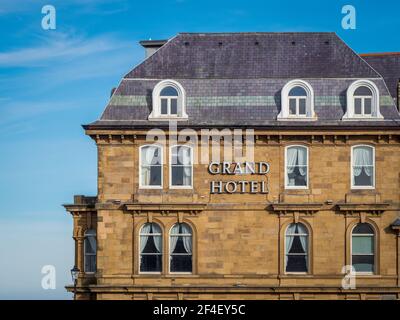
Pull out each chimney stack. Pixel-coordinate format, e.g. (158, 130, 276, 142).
(139, 39, 167, 58)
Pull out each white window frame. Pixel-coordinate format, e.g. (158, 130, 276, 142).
(343, 80, 383, 120)
(169, 223, 193, 274)
(169, 145, 193, 189)
(139, 144, 163, 189)
(139, 223, 163, 275)
(149, 79, 188, 120)
(84, 229, 96, 274)
(284, 145, 309, 190)
(350, 223, 376, 275)
(278, 79, 316, 121)
(353, 95, 373, 116)
(284, 223, 309, 275)
(288, 96, 307, 117)
(350, 145, 375, 190)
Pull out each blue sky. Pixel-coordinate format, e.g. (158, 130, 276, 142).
(0, 0, 399, 299)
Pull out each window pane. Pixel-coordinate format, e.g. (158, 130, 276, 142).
(286, 255, 307, 272)
(288, 235, 307, 254)
(299, 98, 306, 115)
(171, 255, 192, 272)
(354, 86, 372, 96)
(141, 146, 161, 165)
(364, 98, 372, 114)
(352, 236, 374, 254)
(172, 166, 184, 186)
(286, 147, 307, 187)
(353, 223, 374, 234)
(170, 98, 178, 114)
(161, 99, 168, 114)
(85, 236, 96, 254)
(352, 255, 374, 273)
(289, 86, 307, 96)
(140, 254, 162, 272)
(354, 98, 362, 114)
(149, 165, 162, 186)
(141, 146, 162, 187)
(353, 168, 373, 186)
(160, 86, 178, 96)
(289, 98, 296, 115)
(141, 235, 161, 254)
(85, 255, 96, 273)
(172, 146, 192, 165)
(352, 146, 373, 187)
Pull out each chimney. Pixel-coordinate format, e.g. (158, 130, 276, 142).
(139, 39, 168, 58)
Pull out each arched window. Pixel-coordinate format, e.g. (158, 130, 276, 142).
(139, 145, 163, 188)
(84, 229, 96, 273)
(149, 80, 188, 120)
(278, 79, 315, 120)
(343, 80, 383, 120)
(351, 145, 375, 189)
(351, 223, 375, 273)
(139, 223, 162, 273)
(354, 86, 373, 116)
(170, 223, 193, 273)
(285, 223, 309, 273)
(285, 145, 308, 188)
(170, 145, 193, 188)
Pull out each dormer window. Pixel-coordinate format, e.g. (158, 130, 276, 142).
(149, 79, 188, 120)
(278, 79, 316, 121)
(343, 80, 383, 120)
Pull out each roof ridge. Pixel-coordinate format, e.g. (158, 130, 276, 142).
(360, 52, 400, 57)
(178, 32, 336, 35)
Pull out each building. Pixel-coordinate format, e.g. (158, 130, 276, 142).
(64, 33, 400, 300)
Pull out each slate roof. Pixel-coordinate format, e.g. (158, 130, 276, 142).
(126, 33, 380, 79)
(84, 32, 400, 130)
(361, 53, 400, 100)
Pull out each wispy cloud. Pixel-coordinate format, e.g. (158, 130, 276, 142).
(0, 32, 132, 67)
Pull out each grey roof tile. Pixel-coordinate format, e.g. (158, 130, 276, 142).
(361, 53, 400, 99)
(126, 33, 380, 79)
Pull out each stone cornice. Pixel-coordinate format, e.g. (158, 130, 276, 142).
(63, 195, 97, 215)
(270, 203, 323, 215)
(124, 202, 207, 215)
(337, 203, 389, 216)
(63, 204, 96, 214)
(85, 130, 400, 145)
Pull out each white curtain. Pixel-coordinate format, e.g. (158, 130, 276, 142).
(141, 146, 161, 185)
(151, 224, 162, 253)
(353, 147, 373, 177)
(297, 224, 308, 251)
(285, 223, 297, 254)
(182, 147, 192, 185)
(140, 223, 152, 253)
(181, 223, 192, 254)
(286, 148, 298, 175)
(170, 224, 180, 254)
(297, 147, 307, 176)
